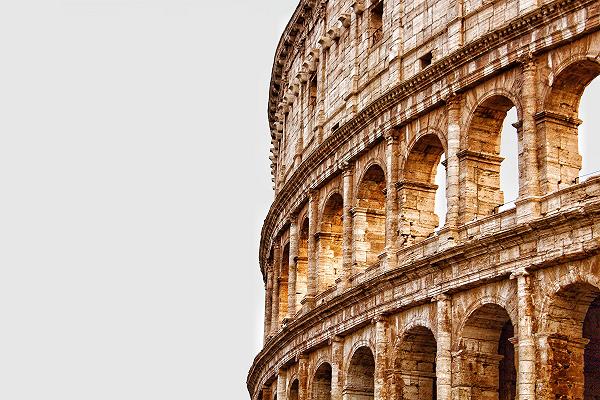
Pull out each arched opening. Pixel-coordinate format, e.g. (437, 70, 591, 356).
(296, 217, 309, 309)
(461, 95, 518, 222)
(393, 326, 437, 400)
(539, 60, 600, 193)
(355, 165, 386, 267)
(499, 107, 519, 212)
(579, 71, 600, 181)
(312, 362, 333, 400)
(399, 134, 446, 245)
(317, 193, 343, 293)
(278, 243, 289, 324)
(542, 283, 600, 400)
(289, 379, 299, 400)
(345, 346, 375, 400)
(454, 303, 516, 400)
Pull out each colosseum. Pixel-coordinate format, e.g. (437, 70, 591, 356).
(248, 0, 600, 399)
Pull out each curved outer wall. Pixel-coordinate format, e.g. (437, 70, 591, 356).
(251, 0, 600, 399)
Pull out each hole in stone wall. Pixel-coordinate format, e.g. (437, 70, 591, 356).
(579, 77, 600, 181)
(312, 363, 332, 400)
(498, 106, 518, 212)
(421, 52, 433, 69)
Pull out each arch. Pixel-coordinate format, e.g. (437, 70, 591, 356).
(538, 58, 600, 192)
(279, 242, 290, 323)
(392, 326, 437, 400)
(455, 303, 516, 400)
(355, 164, 386, 267)
(311, 362, 332, 400)
(289, 378, 299, 400)
(345, 346, 375, 400)
(317, 192, 344, 293)
(399, 133, 446, 244)
(539, 281, 600, 400)
(460, 94, 520, 222)
(295, 216, 309, 310)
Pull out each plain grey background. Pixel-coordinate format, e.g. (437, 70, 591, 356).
(0, 1, 597, 399)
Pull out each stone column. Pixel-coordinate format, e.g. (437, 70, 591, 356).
(434, 294, 453, 400)
(305, 190, 319, 310)
(271, 243, 281, 335)
(342, 162, 354, 288)
(516, 55, 541, 223)
(277, 368, 288, 400)
(331, 336, 345, 400)
(264, 264, 273, 342)
(298, 354, 309, 400)
(374, 315, 390, 400)
(384, 132, 399, 270)
(445, 94, 461, 229)
(511, 269, 536, 400)
(288, 217, 299, 317)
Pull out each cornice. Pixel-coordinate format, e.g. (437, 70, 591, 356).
(260, 0, 597, 279)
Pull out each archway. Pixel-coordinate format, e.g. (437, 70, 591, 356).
(454, 303, 516, 400)
(344, 346, 375, 400)
(296, 217, 309, 310)
(461, 95, 518, 222)
(312, 362, 332, 400)
(399, 134, 446, 244)
(355, 165, 386, 267)
(393, 326, 437, 400)
(542, 282, 600, 400)
(290, 379, 299, 400)
(278, 243, 289, 324)
(539, 59, 600, 193)
(317, 194, 343, 293)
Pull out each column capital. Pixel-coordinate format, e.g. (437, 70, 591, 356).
(443, 90, 462, 108)
(518, 52, 536, 72)
(384, 128, 400, 143)
(289, 213, 299, 225)
(341, 160, 354, 174)
(296, 352, 310, 362)
(432, 293, 452, 302)
(510, 268, 530, 279)
(329, 335, 344, 345)
(372, 314, 388, 324)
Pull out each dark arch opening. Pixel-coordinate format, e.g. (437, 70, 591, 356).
(345, 346, 375, 399)
(355, 165, 386, 267)
(317, 194, 343, 293)
(312, 362, 332, 400)
(289, 379, 299, 400)
(457, 303, 516, 400)
(278, 243, 289, 324)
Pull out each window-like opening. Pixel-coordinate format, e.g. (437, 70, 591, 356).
(312, 363, 333, 400)
(579, 77, 600, 181)
(420, 51, 433, 69)
(308, 73, 318, 114)
(457, 304, 516, 400)
(370, 1, 384, 46)
(393, 326, 437, 400)
(345, 347, 375, 400)
(278, 243, 289, 324)
(498, 106, 519, 212)
(289, 379, 299, 400)
(317, 194, 343, 293)
(399, 134, 446, 245)
(584, 295, 600, 400)
(461, 95, 517, 222)
(434, 154, 447, 229)
(540, 60, 600, 192)
(296, 217, 309, 310)
(355, 165, 386, 267)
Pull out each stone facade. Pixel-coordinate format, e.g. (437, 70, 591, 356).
(249, 0, 600, 399)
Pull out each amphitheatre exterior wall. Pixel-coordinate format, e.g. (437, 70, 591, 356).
(250, 0, 600, 399)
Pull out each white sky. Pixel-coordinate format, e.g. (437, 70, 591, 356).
(0, 1, 598, 399)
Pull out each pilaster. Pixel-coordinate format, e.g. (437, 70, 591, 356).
(331, 336, 345, 400)
(384, 132, 399, 270)
(511, 269, 536, 400)
(445, 93, 461, 230)
(271, 243, 281, 335)
(264, 264, 274, 342)
(288, 216, 299, 317)
(434, 294, 452, 400)
(298, 354, 309, 400)
(305, 190, 319, 311)
(342, 162, 354, 288)
(374, 315, 390, 400)
(277, 368, 288, 400)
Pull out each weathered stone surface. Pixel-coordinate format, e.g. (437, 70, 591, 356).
(250, 0, 600, 399)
